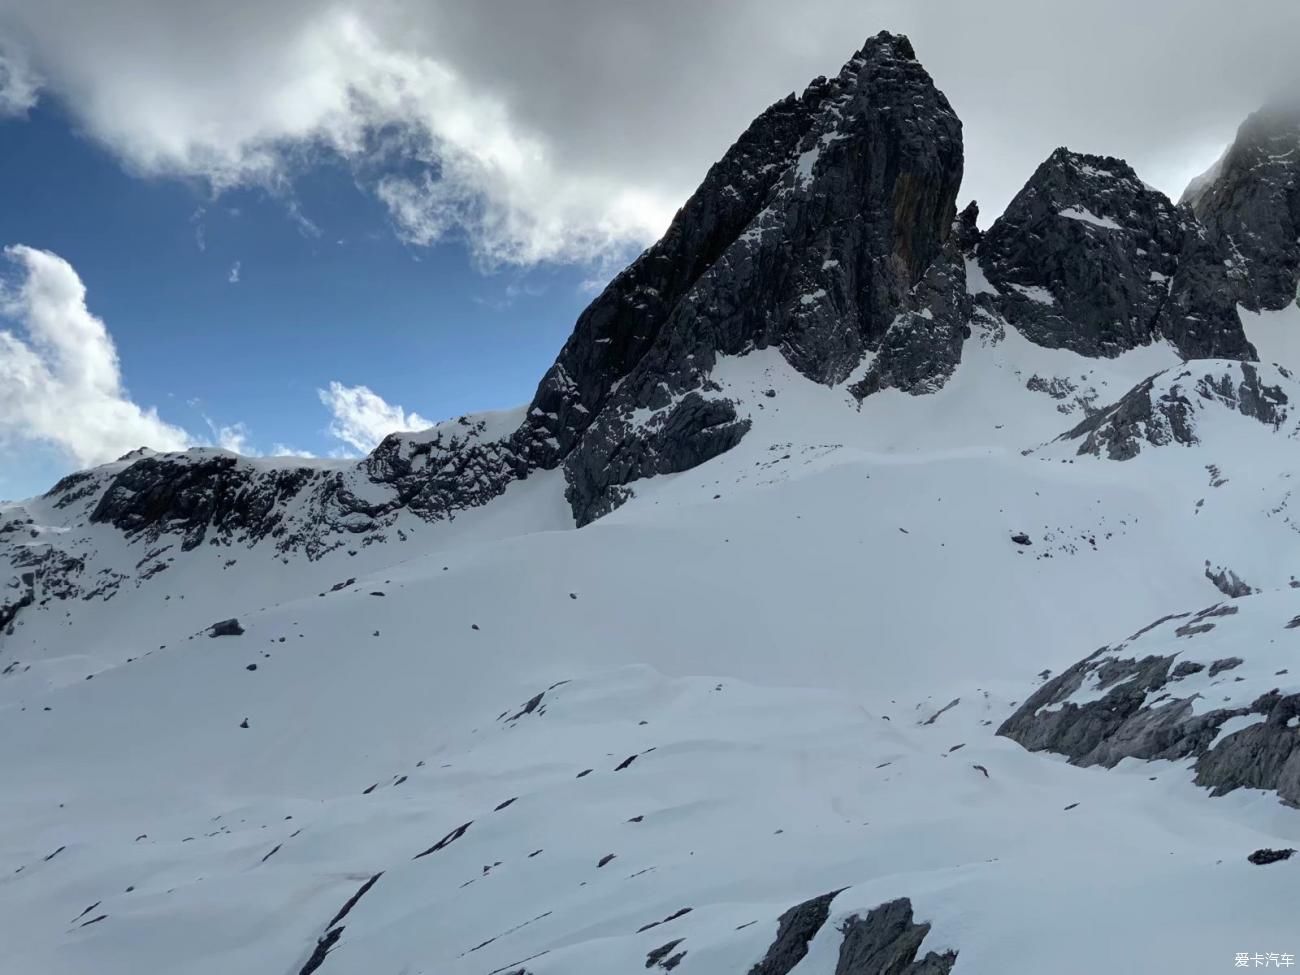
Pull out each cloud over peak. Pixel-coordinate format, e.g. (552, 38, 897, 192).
(317, 380, 432, 455)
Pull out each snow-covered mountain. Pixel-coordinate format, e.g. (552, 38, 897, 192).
(3, 31, 1300, 975)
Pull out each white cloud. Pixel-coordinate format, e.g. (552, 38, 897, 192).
(0, 40, 40, 117)
(6, 0, 1300, 253)
(0, 6, 675, 266)
(209, 419, 253, 454)
(0, 246, 312, 478)
(271, 443, 316, 459)
(0, 244, 194, 467)
(198, 415, 317, 460)
(227, 260, 241, 284)
(317, 380, 432, 454)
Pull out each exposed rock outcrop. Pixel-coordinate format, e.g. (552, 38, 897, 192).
(748, 892, 955, 975)
(833, 898, 957, 975)
(849, 224, 971, 399)
(1060, 360, 1294, 459)
(748, 889, 843, 975)
(981, 149, 1255, 360)
(997, 597, 1300, 806)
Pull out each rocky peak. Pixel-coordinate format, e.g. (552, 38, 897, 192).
(980, 147, 1255, 360)
(1184, 101, 1300, 311)
(514, 31, 966, 523)
(19, 31, 1300, 604)
(1, 32, 972, 635)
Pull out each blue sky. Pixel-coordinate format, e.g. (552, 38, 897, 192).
(0, 98, 624, 499)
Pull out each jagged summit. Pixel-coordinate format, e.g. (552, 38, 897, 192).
(979, 146, 1255, 360)
(1183, 100, 1300, 312)
(513, 29, 965, 523)
(1182, 98, 1300, 209)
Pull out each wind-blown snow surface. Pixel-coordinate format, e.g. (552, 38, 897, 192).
(3, 312, 1300, 974)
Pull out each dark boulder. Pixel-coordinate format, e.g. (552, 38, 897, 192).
(1247, 848, 1296, 866)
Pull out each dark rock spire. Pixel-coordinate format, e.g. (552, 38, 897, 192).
(512, 31, 967, 522)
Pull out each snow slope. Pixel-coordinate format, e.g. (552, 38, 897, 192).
(3, 311, 1300, 974)
(1241, 300, 1300, 372)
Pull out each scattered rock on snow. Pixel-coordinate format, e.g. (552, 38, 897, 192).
(1248, 848, 1296, 865)
(1206, 563, 1257, 598)
(646, 939, 685, 970)
(208, 618, 244, 637)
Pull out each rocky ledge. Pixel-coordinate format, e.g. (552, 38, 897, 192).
(1056, 360, 1294, 459)
(998, 590, 1300, 806)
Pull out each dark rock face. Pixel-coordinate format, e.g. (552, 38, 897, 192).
(560, 392, 752, 526)
(849, 225, 971, 399)
(208, 618, 244, 637)
(1206, 564, 1256, 598)
(748, 892, 954, 975)
(748, 889, 843, 975)
(1185, 102, 1300, 312)
(833, 898, 957, 975)
(997, 602, 1300, 806)
(981, 149, 1255, 360)
(87, 415, 527, 558)
(517, 31, 965, 523)
(1061, 361, 1292, 459)
(90, 454, 317, 552)
(1156, 225, 1258, 362)
(954, 200, 981, 252)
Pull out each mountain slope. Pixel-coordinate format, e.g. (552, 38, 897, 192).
(4, 30, 1300, 975)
